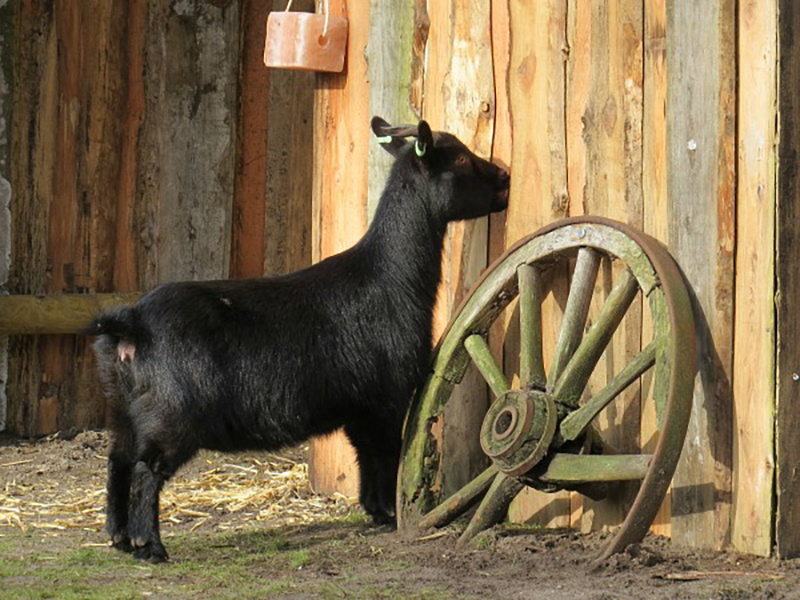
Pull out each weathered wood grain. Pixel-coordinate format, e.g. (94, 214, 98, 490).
(230, 0, 273, 279)
(666, 0, 735, 551)
(640, 0, 670, 538)
(776, 0, 800, 560)
(137, 0, 239, 286)
(365, 0, 424, 220)
(732, 0, 776, 557)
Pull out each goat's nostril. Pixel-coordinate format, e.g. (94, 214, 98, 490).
(498, 171, 511, 188)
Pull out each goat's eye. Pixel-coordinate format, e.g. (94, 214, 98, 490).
(455, 155, 470, 167)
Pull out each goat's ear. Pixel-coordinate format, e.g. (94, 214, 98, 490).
(372, 116, 409, 157)
(371, 116, 393, 137)
(417, 120, 435, 152)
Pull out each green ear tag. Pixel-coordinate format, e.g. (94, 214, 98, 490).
(415, 139, 427, 157)
(376, 136, 393, 144)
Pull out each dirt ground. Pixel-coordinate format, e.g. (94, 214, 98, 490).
(1, 431, 798, 599)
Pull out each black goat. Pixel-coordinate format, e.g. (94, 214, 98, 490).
(91, 117, 510, 562)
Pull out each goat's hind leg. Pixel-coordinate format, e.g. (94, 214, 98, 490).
(128, 458, 170, 563)
(105, 437, 134, 553)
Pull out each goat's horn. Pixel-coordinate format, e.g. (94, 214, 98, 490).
(371, 117, 419, 139)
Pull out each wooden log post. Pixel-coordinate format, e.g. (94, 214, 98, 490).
(308, 0, 370, 497)
(308, 0, 426, 498)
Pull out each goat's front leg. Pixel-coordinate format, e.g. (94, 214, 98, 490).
(128, 461, 168, 563)
(346, 418, 402, 526)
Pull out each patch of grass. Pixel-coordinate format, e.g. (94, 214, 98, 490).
(287, 547, 311, 569)
(335, 510, 371, 525)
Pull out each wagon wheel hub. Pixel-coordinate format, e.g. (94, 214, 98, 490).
(480, 389, 557, 476)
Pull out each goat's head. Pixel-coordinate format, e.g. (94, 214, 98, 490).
(372, 117, 510, 223)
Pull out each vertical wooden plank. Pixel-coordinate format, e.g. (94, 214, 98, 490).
(0, 0, 13, 431)
(424, 0, 495, 498)
(230, 0, 273, 279)
(231, 0, 314, 279)
(7, 0, 58, 435)
(308, 0, 370, 497)
(264, 65, 314, 276)
(488, 0, 510, 264)
(114, 0, 146, 293)
(137, 0, 239, 287)
(640, 0, 670, 538)
(505, 0, 570, 529)
(365, 0, 424, 220)
(732, 0, 777, 557)
(666, 1, 735, 551)
(264, 0, 315, 276)
(562, 0, 644, 534)
(775, 0, 800, 559)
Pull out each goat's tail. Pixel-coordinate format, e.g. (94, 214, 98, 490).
(85, 306, 145, 343)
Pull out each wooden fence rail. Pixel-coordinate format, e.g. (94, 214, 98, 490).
(0, 294, 140, 335)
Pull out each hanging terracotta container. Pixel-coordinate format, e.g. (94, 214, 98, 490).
(264, 0, 348, 73)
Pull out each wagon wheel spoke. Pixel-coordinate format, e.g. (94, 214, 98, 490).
(456, 472, 524, 548)
(548, 248, 602, 386)
(517, 264, 546, 390)
(558, 341, 657, 444)
(464, 334, 510, 398)
(552, 269, 640, 408)
(418, 465, 500, 530)
(536, 453, 652, 485)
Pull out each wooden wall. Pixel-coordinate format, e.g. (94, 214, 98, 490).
(309, 0, 799, 558)
(2, 0, 314, 436)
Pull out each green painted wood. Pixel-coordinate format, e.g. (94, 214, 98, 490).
(418, 464, 499, 530)
(558, 340, 657, 443)
(548, 247, 601, 385)
(518, 264, 546, 389)
(456, 472, 523, 547)
(553, 269, 640, 407)
(537, 453, 652, 484)
(464, 334, 510, 398)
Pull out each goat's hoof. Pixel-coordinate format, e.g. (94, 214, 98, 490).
(109, 535, 133, 553)
(133, 541, 169, 563)
(369, 511, 397, 528)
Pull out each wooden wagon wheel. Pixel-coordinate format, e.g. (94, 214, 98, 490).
(397, 217, 696, 563)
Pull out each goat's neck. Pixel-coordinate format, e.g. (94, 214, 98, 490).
(360, 184, 446, 298)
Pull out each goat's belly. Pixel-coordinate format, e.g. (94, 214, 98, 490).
(197, 403, 330, 453)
